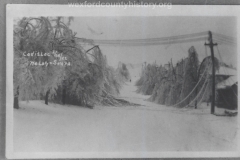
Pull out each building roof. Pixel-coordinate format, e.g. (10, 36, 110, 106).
(217, 75, 237, 89)
(216, 66, 237, 76)
(208, 66, 237, 76)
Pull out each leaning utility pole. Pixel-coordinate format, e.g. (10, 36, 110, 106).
(205, 31, 218, 114)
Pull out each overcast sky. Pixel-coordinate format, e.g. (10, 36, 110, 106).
(70, 16, 237, 68)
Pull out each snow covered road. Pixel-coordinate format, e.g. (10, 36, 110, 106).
(14, 80, 238, 152)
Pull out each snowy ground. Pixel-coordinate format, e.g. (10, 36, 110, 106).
(14, 70, 238, 152)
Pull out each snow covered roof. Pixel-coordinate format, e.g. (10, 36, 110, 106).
(217, 75, 237, 89)
(217, 67, 237, 76)
(216, 66, 237, 76)
(208, 66, 237, 76)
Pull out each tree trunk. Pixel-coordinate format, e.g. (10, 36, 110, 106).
(45, 90, 50, 105)
(195, 87, 198, 109)
(62, 88, 66, 105)
(14, 86, 19, 109)
(14, 97, 19, 109)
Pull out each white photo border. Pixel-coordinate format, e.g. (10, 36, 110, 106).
(6, 4, 240, 159)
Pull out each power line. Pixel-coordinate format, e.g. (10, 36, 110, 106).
(75, 31, 236, 47)
(196, 79, 209, 106)
(189, 75, 210, 107)
(171, 61, 211, 107)
(213, 35, 236, 43)
(213, 39, 235, 46)
(212, 32, 236, 41)
(212, 32, 237, 46)
(75, 31, 208, 46)
(94, 31, 208, 43)
(93, 37, 207, 46)
(213, 37, 237, 46)
(214, 37, 236, 43)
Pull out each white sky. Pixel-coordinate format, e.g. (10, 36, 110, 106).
(69, 16, 237, 68)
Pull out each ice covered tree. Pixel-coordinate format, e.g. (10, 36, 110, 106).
(14, 16, 130, 109)
(116, 62, 131, 84)
(13, 17, 74, 108)
(178, 46, 199, 107)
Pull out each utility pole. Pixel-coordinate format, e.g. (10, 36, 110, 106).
(205, 31, 218, 114)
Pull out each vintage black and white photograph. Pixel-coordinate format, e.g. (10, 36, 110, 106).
(6, 5, 240, 158)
